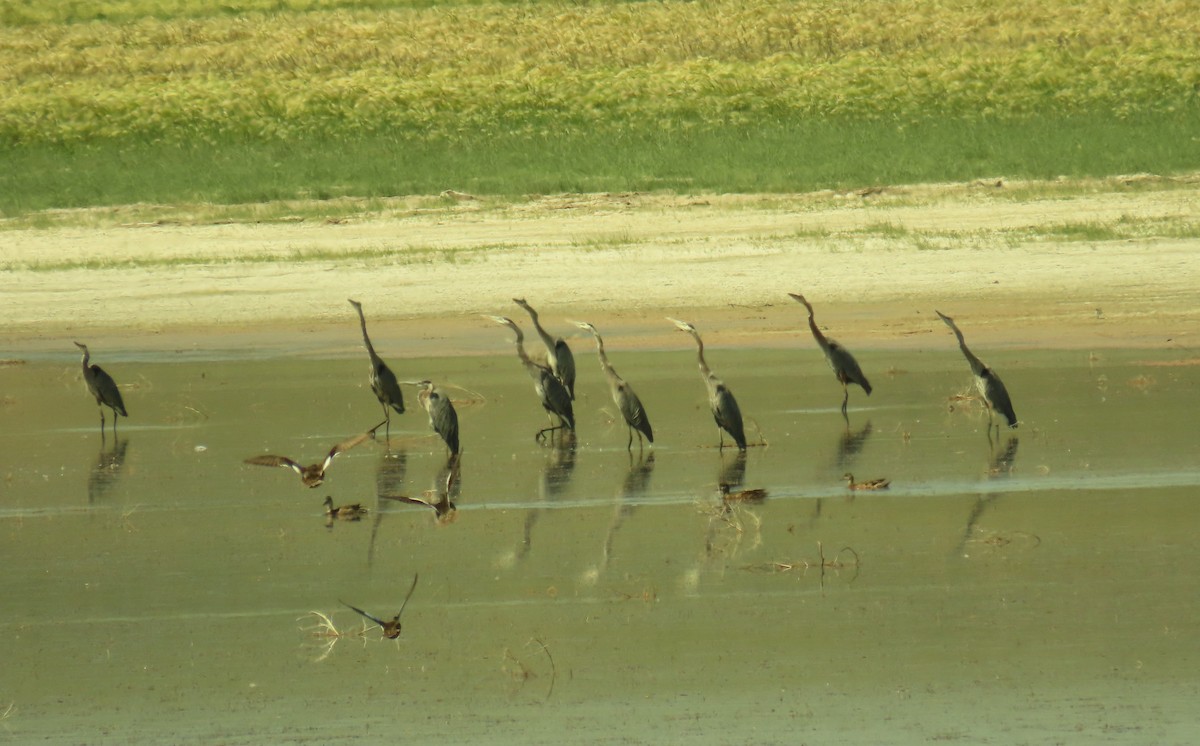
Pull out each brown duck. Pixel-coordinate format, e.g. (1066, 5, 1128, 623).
(323, 496, 368, 520)
(244, 432, 371, 488)
(844, 473, 891, 491)
(341, 573, 419, 639)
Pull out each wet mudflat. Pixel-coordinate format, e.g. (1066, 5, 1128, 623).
(2, 346, 1198, 744)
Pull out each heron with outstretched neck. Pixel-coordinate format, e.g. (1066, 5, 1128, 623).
(74, 342, 127, 435)
(486, 315, 575, 442)
(348, 299, 404, 439)
(513, 298, 576, 400)
(935, 310, 1017, 433)
(341, 573, 419, 639)
(789, 293, 872, 417)
(574, 322, 653, 450)
(405, 379, 460, 456)
(668, 318, 746, 451)
(244, 431, 372, 488)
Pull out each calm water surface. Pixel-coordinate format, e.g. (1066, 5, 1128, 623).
(2, 346, 1198, 744)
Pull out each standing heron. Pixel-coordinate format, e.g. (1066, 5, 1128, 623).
(513, 298, 576, 400)
(668, 318, 746, 451)
(348, 299, 404, 439)
(74, 342, 127, 435)
(486, 315, 575, 441)
(244, 431, 371, 488)
(574, 322, 653, 450)
(935, 310, 1017, 432)
(788, 293, 872, 417)
(341, 573, 419, 640)
(405, 379, 460, 456)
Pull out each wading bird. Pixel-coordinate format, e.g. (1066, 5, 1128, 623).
(844, 473, 890, 491)
(573, 322, 653, 450)
(323, 495, 368, 521)
(341, 573, 419, 640)
(789, 293, 872, 417)
(348, 299, 404, 439)
(74, 342, 127, 435)
(244, 431, 371, 488)
(406, 379, 460, 456)
(668, 318, 746, 450)
(486, 315, 575, 441)
(935, 310, 1017, 432)
(513, 298, 576, 400)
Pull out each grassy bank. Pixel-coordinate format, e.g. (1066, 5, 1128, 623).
(2, 0, 1197, 215)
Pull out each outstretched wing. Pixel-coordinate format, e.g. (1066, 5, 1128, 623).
(322, 432, 372, 471)
(340, 600, 388, 628)
(244, 455, 304, 475)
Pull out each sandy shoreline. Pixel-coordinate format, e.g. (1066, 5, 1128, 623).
(2, 181, 1197, 358)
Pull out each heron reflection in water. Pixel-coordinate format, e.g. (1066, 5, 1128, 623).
(515, 432, 578, 563)
(88, 437, 130, 503)
(835, 419, 874, 470)
(383, 453, 460, 525)
(586, 450, 656, 582)
(368, 448, 409, 568)
(956, 435, 1021, 556)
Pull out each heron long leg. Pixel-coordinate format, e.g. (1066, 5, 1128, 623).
(841, 384, 849, 417)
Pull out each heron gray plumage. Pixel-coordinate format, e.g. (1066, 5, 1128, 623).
(348, 299, 404, 439)
(574, 322, 653, 450)
(406, 379, 461, 456)
(513, 298, 576, 400)
(789, 293, 872, 416)
(935, 310, 1017, 431)
(486, 315, 575, 441)
(74, 341, 127, 435)
(668, 318, 747, 451)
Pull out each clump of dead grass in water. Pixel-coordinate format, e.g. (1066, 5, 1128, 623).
(747, 542, 861, 587)
(298, 610, 371, 662)
(501, 637, 557, 701)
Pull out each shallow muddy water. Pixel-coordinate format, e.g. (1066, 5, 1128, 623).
(2, 345, 1199, 744)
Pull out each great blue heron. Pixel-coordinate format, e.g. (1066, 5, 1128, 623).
(486, 315, 575, 441)
(74, 342, 127, 434)
(405, 379, 460, 456)
(513, 298, 576, 400)
(935, 310, 1017, 431)
(348, 299, 405, 439)
(244, 431, 371, 488)
(668, 318, 746, 451)
(788, 293, 872, 416)
(323, 495, 368, 520)
(844, 473, 890, 491)
(341, 573, 419, 639)
(573, 322, 653, 450)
